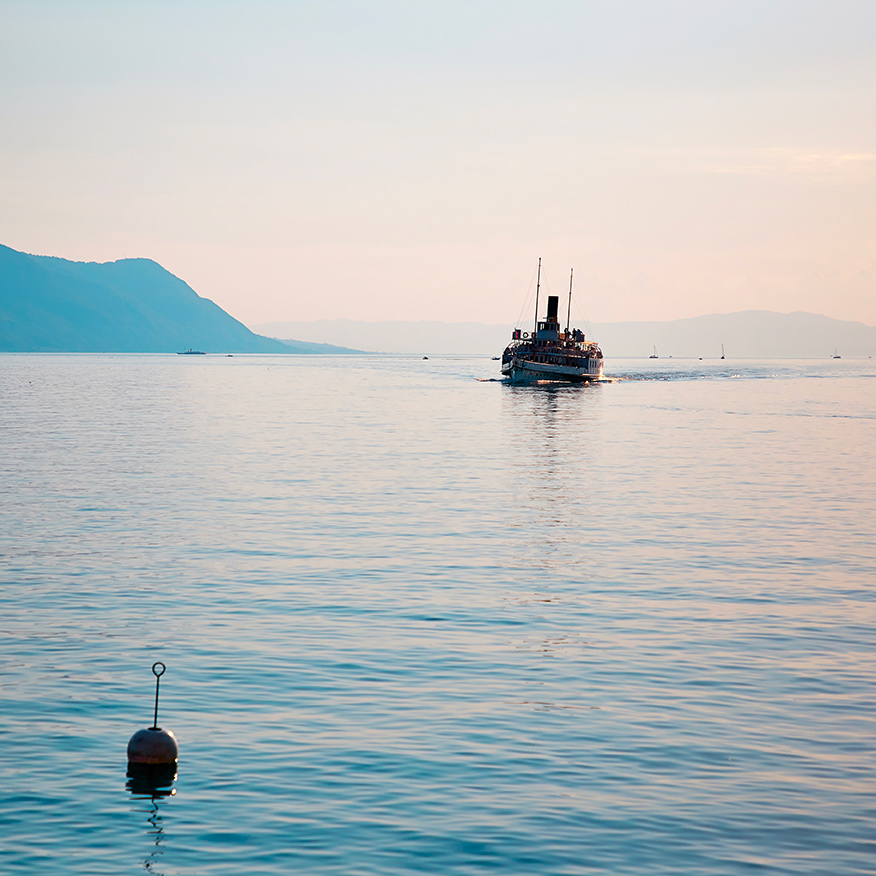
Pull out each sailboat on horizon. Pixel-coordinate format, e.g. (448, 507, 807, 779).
(649, 346, 658, 359)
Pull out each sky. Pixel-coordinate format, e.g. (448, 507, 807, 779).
(1, 0, 875, 327)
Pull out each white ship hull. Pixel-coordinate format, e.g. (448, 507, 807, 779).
(502, 356, 606, 384)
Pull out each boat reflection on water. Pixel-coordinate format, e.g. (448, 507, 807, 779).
(126, 763, 176, 875)
(500, 380, 603, 572)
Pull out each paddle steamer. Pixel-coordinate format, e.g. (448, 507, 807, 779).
(501, 260, 608, 384)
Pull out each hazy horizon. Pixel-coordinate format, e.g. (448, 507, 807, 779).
(251, 311, 876, 357)
(2, 2, 874, 328)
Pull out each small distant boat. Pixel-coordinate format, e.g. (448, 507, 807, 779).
(650, 346, 658, 359)
(833, 348, 841, 359)
(178, 349, 206, 355)
(500, 260, 609, 384)
(721, 344, 725, 360)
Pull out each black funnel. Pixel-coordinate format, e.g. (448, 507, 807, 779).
(547, 296, 559, 320)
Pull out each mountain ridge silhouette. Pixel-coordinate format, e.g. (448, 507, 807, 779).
(0, 245, 359, 354)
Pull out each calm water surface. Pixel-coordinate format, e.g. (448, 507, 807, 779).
(1, 354, 874, 875)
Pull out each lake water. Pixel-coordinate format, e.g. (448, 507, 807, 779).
(1, 354, 874, 875)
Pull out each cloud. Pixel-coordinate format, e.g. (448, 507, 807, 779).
(702, 148, 876, 178)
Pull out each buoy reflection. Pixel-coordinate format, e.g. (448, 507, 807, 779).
(126, 762, 177, 797)
(127, 763, 177, 875)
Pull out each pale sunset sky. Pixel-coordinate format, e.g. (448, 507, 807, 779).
(1, 1, 874, 326)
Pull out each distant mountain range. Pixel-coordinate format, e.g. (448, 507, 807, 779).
(4, 243, 872, 358)
(0, 245, 360, 354)
(254, 312, 876, 358)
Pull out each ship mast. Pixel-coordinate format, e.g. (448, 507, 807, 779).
(566, 268, 573, 334)
(533, 257, 541, 338)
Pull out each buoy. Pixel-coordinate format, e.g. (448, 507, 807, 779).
(127, 662, 178, 765)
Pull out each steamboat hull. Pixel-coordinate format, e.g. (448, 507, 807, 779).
(501, 357, 605, 384)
